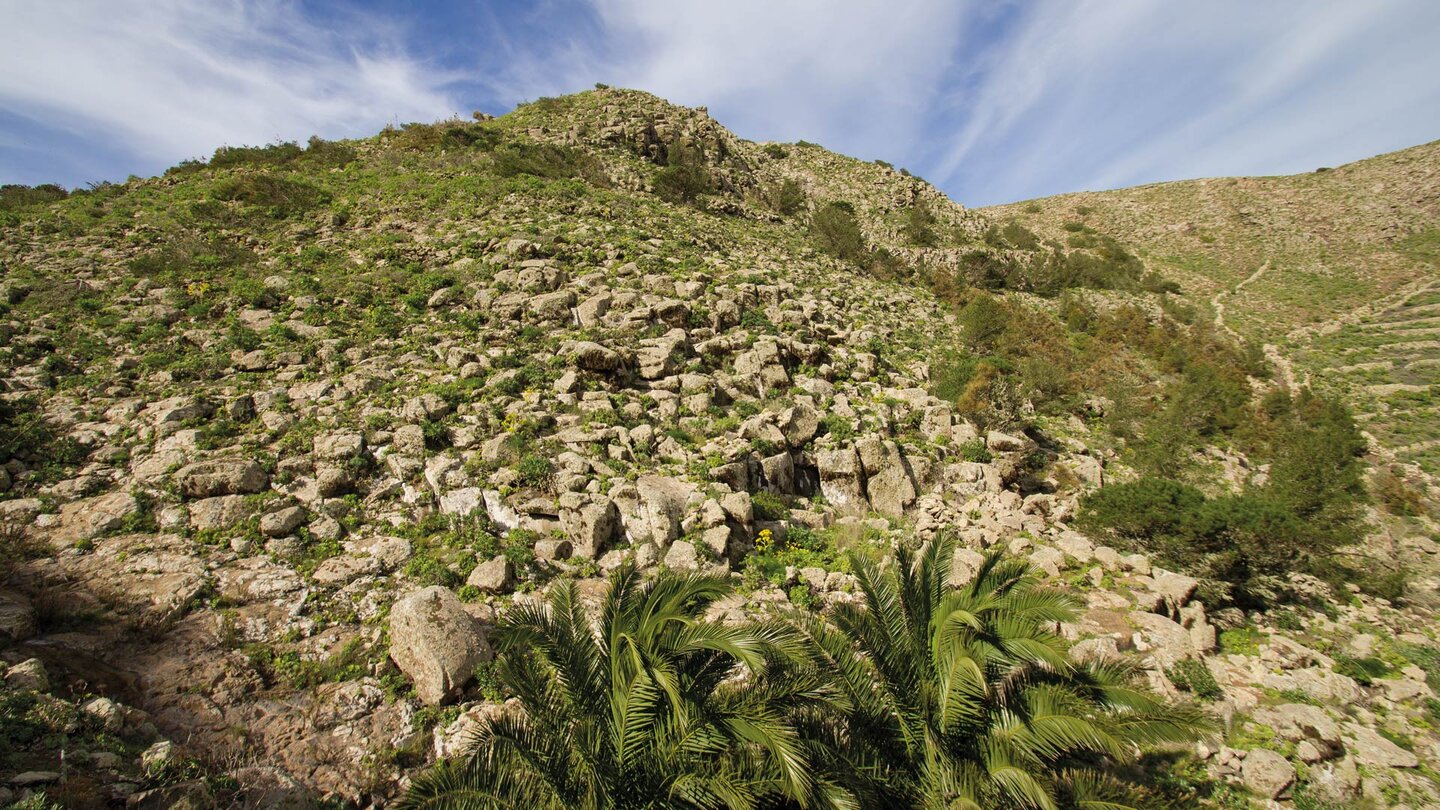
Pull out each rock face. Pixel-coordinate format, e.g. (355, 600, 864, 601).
(388, 587, 493, 705)
(175, 459, 268, 499)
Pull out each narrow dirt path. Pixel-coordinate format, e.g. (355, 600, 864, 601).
(1211, 260, 1270, 342)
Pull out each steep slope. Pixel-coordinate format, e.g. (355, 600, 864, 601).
(0, 89, 1437, 808)
(986, 142, 1440, 472)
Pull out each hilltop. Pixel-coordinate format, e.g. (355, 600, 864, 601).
(0, 88, 1437, 808)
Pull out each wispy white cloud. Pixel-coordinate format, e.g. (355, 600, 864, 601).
(929, 0, 1440, 204)
(0, 0, 460, 178)
(477, 0, 978, 163)
(4, 0, 1439, 203)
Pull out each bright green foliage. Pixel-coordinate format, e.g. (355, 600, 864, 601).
(787, 537, 1210, 809)
(902, 202, 939, 247)
(1168, 659, 1224, 701)
(397, 564, 852, 810)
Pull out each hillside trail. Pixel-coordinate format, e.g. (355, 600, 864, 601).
(1209, 260, 1308, 391)
(1210, 260, 1270, 342)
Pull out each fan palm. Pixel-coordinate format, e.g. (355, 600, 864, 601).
(397, 563, 856, 810)
(791, 535, 1211, 810)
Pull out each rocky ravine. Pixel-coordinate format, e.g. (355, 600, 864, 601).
(0, 89, 1437, 808)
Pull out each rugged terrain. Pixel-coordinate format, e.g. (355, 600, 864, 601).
(987, 144, 1440, 473)
(0, 88, 1438, 808)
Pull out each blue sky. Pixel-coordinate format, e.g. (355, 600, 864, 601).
(3, 1, 1439, 206)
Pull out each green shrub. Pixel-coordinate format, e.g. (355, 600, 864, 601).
(492, 141, 606, 185)
(902, 201, 939, 247)
(652, 143, 714, 204)
(810, 201, 866, 264)
(1334, 655, 1391, 686)
(957, 439, 992, 464)
(0, 183, 69, 210)
(214, 174, 330, 217)
(820, 413, 857, 442)
(1168, 659, 1223, 700)
(773, 179, 806, 216)
(751, 491, 790, 521)
(516, 453, 555, 491)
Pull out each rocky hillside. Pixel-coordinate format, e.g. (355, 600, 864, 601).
(985, 143, 1440, 474)
(0, 88, 1437, 808)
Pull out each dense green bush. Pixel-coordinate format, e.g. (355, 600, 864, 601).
(213, 174, 330, 218)
(492, 141, 607, 185)
(772, 178, 806, 216)
(810, 200, 867, 263)
(1077, 454, 1363, 606)
(0, 183, 69, 210)
(652, 143, 714, 204)
(901, 201, 939, 246)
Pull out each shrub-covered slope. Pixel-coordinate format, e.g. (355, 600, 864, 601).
(0, 88, 1437, 808)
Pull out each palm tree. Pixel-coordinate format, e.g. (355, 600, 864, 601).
(790, 536, 1210, 810)
(397, 563, 856, 810)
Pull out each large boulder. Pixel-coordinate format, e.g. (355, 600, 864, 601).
(0, 590, 35, 643)
(817, 447, 865, 509)
(560, 495, 621, 559)
(1345, 724, 1419, 769)
(571, 341, 622, 372)
(1242, 748, 1294, 799)
(857, 437, 917, 517)
(734, 340, 789, 396)
(175, 459, 268, 499)
(388, 587, 492, 705)
(633, 476, 695, 547)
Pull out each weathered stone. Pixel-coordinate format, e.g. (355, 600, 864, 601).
(634, 475, 695, 546)
(314, 431, 365, 461)
(817, 446, 864, 509)
(985, 430, 1026, 452)
(389, 587, 492, 705)
(315, 464, 356, 497)
(0, 590, 35, 642)
(1242, 748, 1294, 799)
(259, 506, 306, 537)
(175, 459, 268, 499)
(466, 555, 513, 593)
(535, 537, 573, 561)
(778, 403, 820, 447)
(4, 658, 49, 691)
(663, 539, 701, 570)
(572, 341, 622, 372)
(560, 497, 620, 559)
(55, 490, 139, 541)
(857, 437, 917, 517)
(1346, 724, 1419, 768)
(734, 340, 788, 395)
(189, 495, 254, 531)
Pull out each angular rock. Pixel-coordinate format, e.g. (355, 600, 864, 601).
(389, 586, 492, 705)
(1242, 748, 1294, 799)
(560, 497, 620, 559)
(572, 341, 622, 372)
(466, 555, 513, 593)
(259, 506, 306, 537)
(175, 459, 268, 499)
(817, 446, 865, 509)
